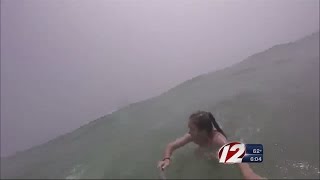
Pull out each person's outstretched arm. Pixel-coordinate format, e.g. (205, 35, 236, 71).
(158, 133, 192, 170)
(213, 133, 263, 180)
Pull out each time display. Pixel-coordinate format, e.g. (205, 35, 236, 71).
(242, 154, 263, 163)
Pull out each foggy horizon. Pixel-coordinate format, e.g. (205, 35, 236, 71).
(1, 0, 319, 157)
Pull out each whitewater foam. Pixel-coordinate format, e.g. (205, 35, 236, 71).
(65, 164, 85, 179)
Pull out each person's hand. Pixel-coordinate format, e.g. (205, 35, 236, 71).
(157, 159, 170, 171)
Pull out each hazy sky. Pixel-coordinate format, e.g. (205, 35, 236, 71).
(1, 0, 319, 157)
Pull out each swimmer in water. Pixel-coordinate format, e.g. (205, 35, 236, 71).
(157, 111, 263, 179)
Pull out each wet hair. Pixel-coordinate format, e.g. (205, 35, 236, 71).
(189, 111, 227, 138)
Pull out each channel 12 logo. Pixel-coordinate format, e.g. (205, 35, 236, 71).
(218, 142, 263, 164)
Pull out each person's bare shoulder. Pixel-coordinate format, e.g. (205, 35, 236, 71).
(212, 131, 227, 147)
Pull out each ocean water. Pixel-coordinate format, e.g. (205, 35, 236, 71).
(1, 32, 319, 179)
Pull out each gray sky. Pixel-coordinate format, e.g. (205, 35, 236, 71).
(1, 0, 319, 157)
